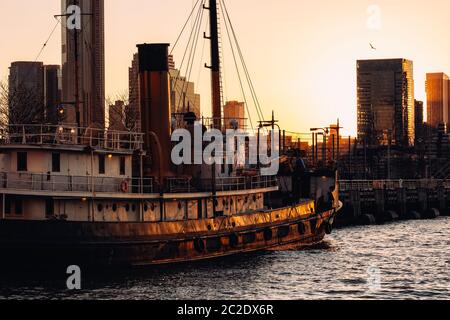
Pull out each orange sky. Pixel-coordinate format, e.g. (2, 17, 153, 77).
(1, 0, 450, 136)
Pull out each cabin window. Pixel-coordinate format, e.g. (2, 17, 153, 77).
(15, 200, 23, 216)
(45, 199, 54, 217)
(98, 154, 106, 174)
(120, 156, 126, 175)
(52, 153, 61, 173)
(17, 152, 27, 172)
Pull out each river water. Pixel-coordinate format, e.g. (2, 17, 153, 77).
(1, 217, 449, 300)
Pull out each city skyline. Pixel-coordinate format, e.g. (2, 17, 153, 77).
(2, 0, 450, 135)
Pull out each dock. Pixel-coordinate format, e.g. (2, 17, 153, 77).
(337, 179, 450, 226)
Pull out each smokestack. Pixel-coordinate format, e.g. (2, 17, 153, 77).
(137, 43, 172, 178)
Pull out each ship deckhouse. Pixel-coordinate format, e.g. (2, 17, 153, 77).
(0, 124, 277, 222)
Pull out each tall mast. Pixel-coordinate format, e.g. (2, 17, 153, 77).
(206, 0, 222, 130)
(74, 7, 81, 131)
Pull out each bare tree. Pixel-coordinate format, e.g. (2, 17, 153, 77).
(106, 91, 140, 132)
(0, 79, 45, 131)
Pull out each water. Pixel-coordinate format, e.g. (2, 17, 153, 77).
(1, 217, 449, 300)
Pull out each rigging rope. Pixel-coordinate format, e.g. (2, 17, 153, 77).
(219, 0, 254, 131)
(34, 17, 61, 62)
(170, 0, 202, 55)
(221, 0, 266, 124)
(175, 0, 206, 114)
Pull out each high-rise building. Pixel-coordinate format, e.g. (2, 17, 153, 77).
(425, 73, 449, 128)
(224, 101, 246, 130)
(8, 61, 44, 125)
(128, 53, 140, 132)
(129, 53, 201, 128)
(168, 55, 175, 70)
(415, 100, 424, 143)
(61, 0, 105, 128)
(108, 100, 125, 131)
(44, 65, 62, 124)
(357, 59, 415, 147)
(8, 62, 62, 125)
(169, 69, 201, 118)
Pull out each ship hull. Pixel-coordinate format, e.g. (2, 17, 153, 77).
(0, 203, 338, 270)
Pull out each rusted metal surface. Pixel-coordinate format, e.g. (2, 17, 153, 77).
(0, 201, 338, 268)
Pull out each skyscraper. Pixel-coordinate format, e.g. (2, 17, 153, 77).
(415, 100, 424, 143)
(357, 59, 415, 147)
(170, 68, 201, 118)
(128, 53, 140, 132)
(128, 53, 201, 130)
(425, 73, 449, 128)
(8, 62, 62, 125)
(61, 0, 105, 128)
(8, 61, 44, 125)
(44, 65, 62, 124)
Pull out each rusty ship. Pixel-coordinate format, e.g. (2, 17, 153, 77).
(0, 0, 341, 269)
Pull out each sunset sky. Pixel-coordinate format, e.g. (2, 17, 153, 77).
(1, 0, 450, 136)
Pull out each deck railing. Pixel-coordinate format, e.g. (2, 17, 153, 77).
(339, 179, 450, 192)
(0, 172, 278, 195)
(0, 124, 144, 152)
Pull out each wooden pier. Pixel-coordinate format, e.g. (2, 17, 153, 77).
(337, 180, 450, 226)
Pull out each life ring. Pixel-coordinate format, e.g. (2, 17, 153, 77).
(120, 180, 129, 193)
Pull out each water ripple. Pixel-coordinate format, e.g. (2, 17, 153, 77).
(0, 217, 449, 300)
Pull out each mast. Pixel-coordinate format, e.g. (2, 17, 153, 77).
(204, 0, 222, 216)
(74, 9, 81, 131)
(205, 0, 222, 131)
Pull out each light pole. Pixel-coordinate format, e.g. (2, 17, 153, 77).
(310, 127, 330, 167)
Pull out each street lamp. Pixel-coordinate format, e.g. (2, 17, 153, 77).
(310, 127, 330, 166)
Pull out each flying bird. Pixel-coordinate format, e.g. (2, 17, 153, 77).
(370, 43, 377, 50)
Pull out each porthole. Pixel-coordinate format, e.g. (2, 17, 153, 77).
(97, 204, 103, 212)
(125, 204, 130, 212)
(112, 204, 118, 212)
(144, 204, 148, 212)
